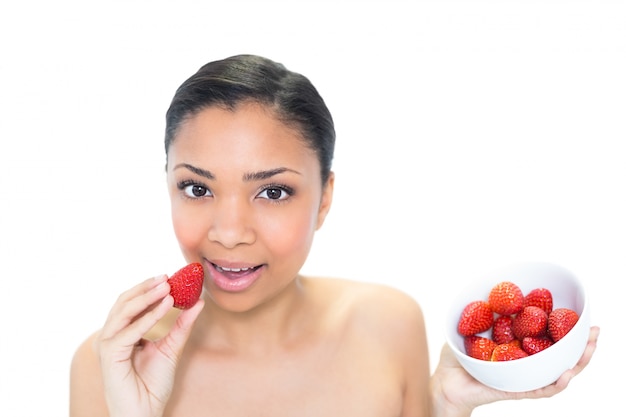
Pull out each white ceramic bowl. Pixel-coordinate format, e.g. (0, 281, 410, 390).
(445, 262, 590, 392)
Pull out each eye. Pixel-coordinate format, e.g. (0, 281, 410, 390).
(257, 185, 292, 201)
(178, 181, 212, 198)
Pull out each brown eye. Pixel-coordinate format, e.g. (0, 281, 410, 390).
(191, 185, 207, 197)
(179, 182, 212, 198)
(265, 188, 283, 200)
(257, 185, 292, 201)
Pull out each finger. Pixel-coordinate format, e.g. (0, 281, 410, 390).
(157, 299, 205, 359)
(101, 276, 170, 339)
(113, 274, 168, 307)
(99, 294, 176, 370)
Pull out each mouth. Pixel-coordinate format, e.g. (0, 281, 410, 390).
(206, 261, 264, 292)
(214, 264, 261, 274)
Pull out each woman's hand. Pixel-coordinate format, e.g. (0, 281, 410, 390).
(430, 326, 600, 417)
(96, 274, 204, 417)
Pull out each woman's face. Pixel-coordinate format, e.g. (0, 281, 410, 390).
(166, 102, 333, 312)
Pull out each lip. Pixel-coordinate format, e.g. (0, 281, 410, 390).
(204, 260, 263, 293)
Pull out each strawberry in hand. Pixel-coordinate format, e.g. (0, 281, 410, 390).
(168, 263, 205, 309)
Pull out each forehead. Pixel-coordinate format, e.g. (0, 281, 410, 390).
(168, 102, 318, 174)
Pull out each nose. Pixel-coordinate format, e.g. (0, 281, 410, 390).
(207, 197, 256, 248)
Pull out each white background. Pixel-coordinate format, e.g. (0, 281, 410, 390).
(1, 1, 623, 415)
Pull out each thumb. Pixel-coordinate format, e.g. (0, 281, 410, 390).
(157, 298, 205, 359)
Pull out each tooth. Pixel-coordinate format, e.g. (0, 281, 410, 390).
(220, 266, 249, 272)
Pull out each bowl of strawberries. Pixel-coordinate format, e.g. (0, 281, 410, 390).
(445, 261, 590, 392)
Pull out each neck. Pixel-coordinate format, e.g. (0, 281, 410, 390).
(191, 276, 315, 355)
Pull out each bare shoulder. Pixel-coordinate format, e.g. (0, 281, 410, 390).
(309, 277, 431, 415)
(70, 331, 107, 417)
(310, 277, 426, 340)
(325, 278, 423, 317)
(70, 331, 100, 384)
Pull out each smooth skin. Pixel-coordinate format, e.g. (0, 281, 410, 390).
(70, 102, 599, 417)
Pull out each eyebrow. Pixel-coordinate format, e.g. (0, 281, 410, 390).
(173, 163, 301, 181)
(174, 163, 214, 180)
(243, 167, 301, 181)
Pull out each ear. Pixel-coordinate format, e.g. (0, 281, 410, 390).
(315, 171, 334, 230)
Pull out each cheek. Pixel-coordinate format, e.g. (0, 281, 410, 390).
(261, 206, 318, 259)
(171, 203, 208, 252)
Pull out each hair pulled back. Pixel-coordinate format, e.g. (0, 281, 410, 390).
(165, 54, 335, 185)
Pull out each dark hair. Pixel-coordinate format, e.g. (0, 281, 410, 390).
(164, 54, 335, 185)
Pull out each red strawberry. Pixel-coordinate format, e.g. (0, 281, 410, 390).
(457, 300, 494, 336)
(464, 335, 498, 361)
(548, 308, 579, 342)
(488, 281, 524, 315)
(523, 287, 553, 314)
(522, 336, 554, 355)
(492, 315, 515, 345)
(511, 306, 548, 339)
(168, 262, 204, 309)
(491, 341, 529, 361)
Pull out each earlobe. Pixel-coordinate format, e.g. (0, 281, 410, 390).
(316, 172, 335, 230)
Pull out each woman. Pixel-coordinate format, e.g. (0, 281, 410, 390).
(70, 54, 599, 417)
